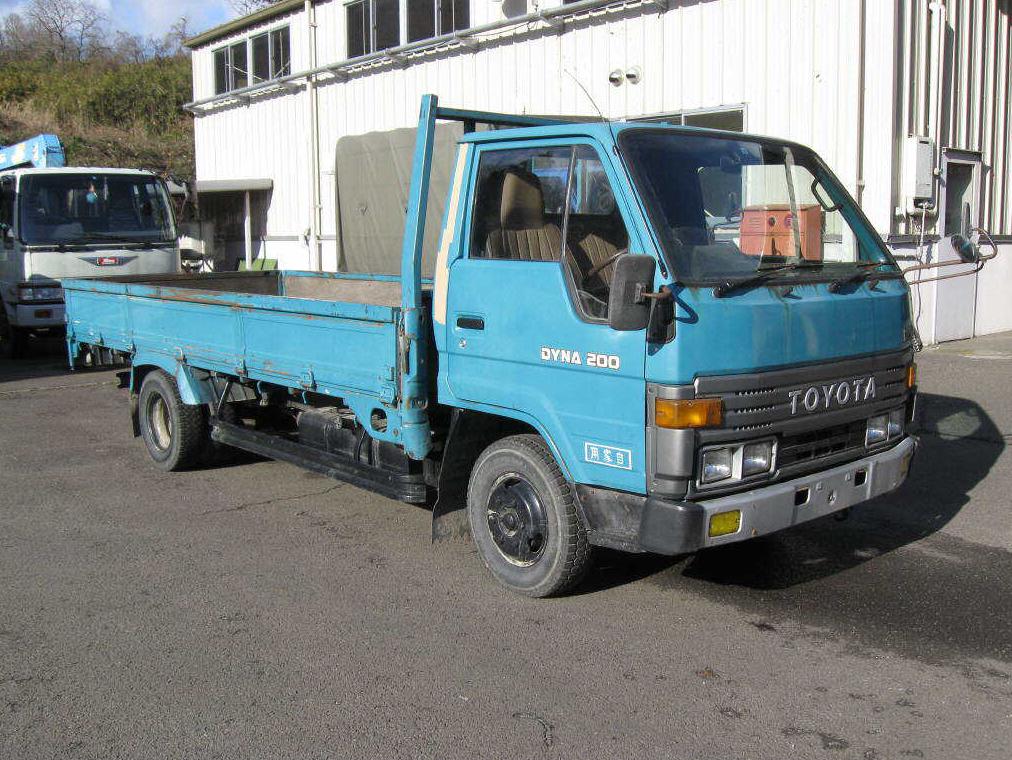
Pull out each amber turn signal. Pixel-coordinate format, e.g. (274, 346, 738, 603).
(708, 510, 742, 538)
(655, 398, 723, 429)
(906, 363, 917, 389)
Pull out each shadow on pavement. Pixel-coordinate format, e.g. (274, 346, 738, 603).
(580, 392, 1004, 594)
(0, 334, 78, 384)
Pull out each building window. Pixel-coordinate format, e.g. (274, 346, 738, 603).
(940, 152, 981, 236)
(251, 27, 291, 83)
(270, 27, 291, 77)
(637, 107, 746, 132)
(214, 41, 248, 94)
(230, 41, 249, 90)
(214, 27, 290, 95)
(347, 0, 400, 57)
(407, 0, 469, 43)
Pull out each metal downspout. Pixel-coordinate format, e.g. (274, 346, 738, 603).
(855, 0, 867, 208)
(306, 0, 323, 271)
(928, 0, 947, 207)
(244, 190, 253, 270)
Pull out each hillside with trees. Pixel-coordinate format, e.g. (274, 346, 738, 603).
(0, 0, 196, 178)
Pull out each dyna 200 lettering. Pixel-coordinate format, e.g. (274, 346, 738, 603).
(788, 377, 877, 415)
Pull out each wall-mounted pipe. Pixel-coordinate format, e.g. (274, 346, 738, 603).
(306, 0, 322, 271)
(854, 0, 867, 207)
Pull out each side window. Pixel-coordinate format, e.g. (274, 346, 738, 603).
(470, 146, 572, 262)
(563, 146, 630, 320)
(469, 144, 631, 320)
(0, 179, 14, 239)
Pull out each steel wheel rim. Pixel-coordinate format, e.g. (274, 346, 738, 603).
(147, 393, 173, 451)
(486, 473, 549, 567)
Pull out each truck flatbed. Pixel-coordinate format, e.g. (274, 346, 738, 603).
(64, 270, 433, 458)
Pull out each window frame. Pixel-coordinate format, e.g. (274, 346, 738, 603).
(346, 0, 401, 57)
(939, 148, 982, 237)
(406, 0, 469, 43)
(463, 138, 643, 325)
(0, 176, 15, 244)
(634, 104, 748, 132)
(212, 24, 291, 95)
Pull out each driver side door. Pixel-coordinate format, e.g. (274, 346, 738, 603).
(443, 140, 653, 494)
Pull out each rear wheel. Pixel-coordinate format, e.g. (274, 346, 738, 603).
(138, 369, 208, 471)
(467, 434, 592, 597)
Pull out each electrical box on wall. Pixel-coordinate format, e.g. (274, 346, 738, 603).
(902, 135, 935, 209)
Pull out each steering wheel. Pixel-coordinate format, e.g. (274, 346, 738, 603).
(586, 248, 628, 280)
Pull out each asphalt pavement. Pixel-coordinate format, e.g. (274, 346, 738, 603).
(1, 332, 1010, 759)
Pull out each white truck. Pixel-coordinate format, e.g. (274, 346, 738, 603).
(0, 135, 180, 357)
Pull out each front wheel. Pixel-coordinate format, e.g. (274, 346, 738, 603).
(467, 434, 592, 597)
(137, 369, 209, 471)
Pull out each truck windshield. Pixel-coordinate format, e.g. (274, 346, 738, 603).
(620, 129, 896, 284)
(19, 173, 176, 246)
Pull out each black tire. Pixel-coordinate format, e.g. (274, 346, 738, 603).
(0, 314, 28, 359)
(137, 369, 209, 471)
(467, 434, 592, 597)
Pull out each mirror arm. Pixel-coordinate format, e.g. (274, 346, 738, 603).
(904, 228, 999, 285)
(634, 283, 673, 304)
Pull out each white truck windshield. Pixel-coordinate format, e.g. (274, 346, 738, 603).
(19, 173, 176, 246)
(621, 130, 897, 284)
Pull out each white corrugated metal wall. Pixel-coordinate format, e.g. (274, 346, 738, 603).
(890, 0, 1012, 342)
(193, 0, 873, 268)
(897, 0, 1012, 235)
(188, 0, 1012, 339)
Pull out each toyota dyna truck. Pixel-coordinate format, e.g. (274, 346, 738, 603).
(0, 134, 179, 357)
(62, 96, 926, 597)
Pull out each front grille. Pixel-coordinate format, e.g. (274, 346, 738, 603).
(695, 349, 914, 435)
(778, 420, 867, 468)
(683, 349, 915, 497)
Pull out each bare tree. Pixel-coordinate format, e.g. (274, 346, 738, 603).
(228, 0, 283, 16)
(0, 13, 40, 59)
(0, 2, 189, 64)
(111, 30, 147, 65)
(25, 0, 108, 62)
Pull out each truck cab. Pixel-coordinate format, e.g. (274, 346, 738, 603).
(0, 167, 180, 356)
(434, 118, 916, 574)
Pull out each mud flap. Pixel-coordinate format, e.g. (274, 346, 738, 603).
(431, 409, 521, 543)
(431, 411, 475, 542)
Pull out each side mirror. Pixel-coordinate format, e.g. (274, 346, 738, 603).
(608, 254, 656, 331)
(949, 233, 981, 263)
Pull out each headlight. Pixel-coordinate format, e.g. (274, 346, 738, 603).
(19, 286, 63, 301)
(888, 408, 904, 439)
(866, 414, 889, 446)
(698, 438, 776, 488)
(701, 448, 733, 484)
(742, 441, 774, 476)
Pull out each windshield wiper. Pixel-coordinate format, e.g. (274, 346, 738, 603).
(713, 261, 820, 298)
(82, 233, 159, 248)
(827, 261, 884, 293)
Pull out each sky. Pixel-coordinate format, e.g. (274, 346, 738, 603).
(0, 0, 235, 40)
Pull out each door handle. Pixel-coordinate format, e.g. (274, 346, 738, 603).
(456, 316, 485, 330)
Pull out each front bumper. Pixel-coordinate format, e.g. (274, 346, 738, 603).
(579, 436, 917, 555)
(13, 301, 65, 329)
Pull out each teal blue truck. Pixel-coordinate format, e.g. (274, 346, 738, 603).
(62, 96, 932, 596)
